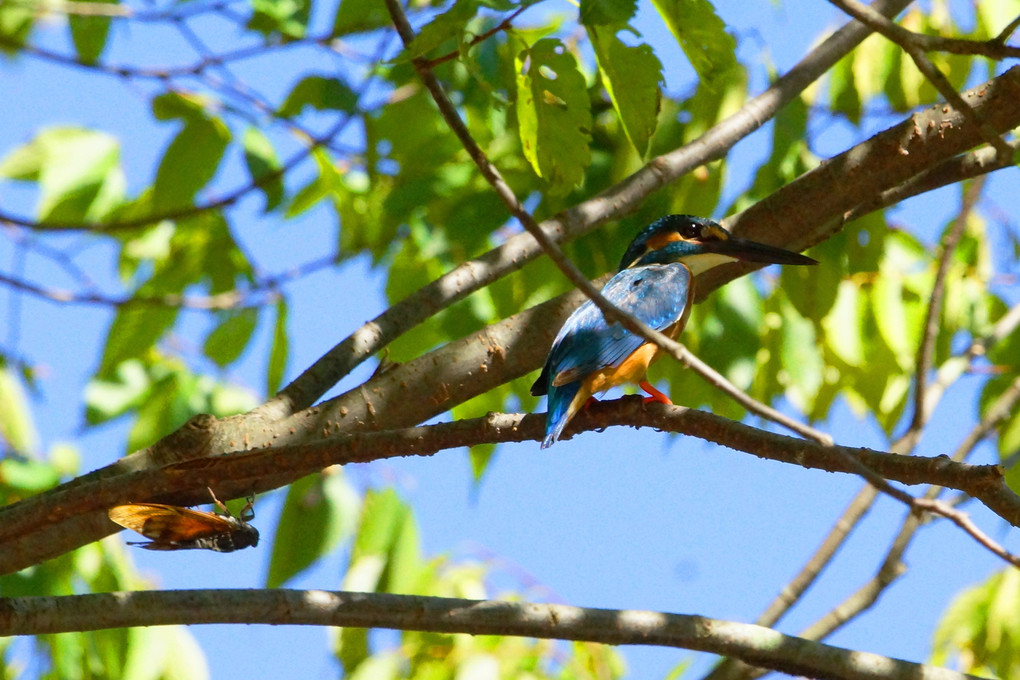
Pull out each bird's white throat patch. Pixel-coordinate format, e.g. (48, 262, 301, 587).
(683, 252, 738, 276)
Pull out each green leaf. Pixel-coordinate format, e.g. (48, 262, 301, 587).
(830, 53, 862, 125)
(248, 0, 310, 38)
(515, 38, 592, 193)
(384, 506, 424, 594)
(126, 372, 193, 451)
(152, 115, 230, 213)
(782, 232, 843, 321)
(0, 127, 124, 223)
(399, 0, 477, 61)
(649, 0, 739, 89)
(335, 627, 371, 677)
(84, 360, 151, 425)
(0, 1, 33, 52)
(580, 0, 637, 26)
(0, 458, 60, 492)
(822, 280, 864, 366)
(331, 0, 391, 36)
(203, 308, 259, 368)
(588, 25, 662, 156)
(279, 75, 357, 117)
(267, 297, 289, 396)
(350, 488, 406, 564)
(68, 0, 117, 63)
(286, 148, 343, 218)
(933, 568, 1020, 678)
(152, 91, 213, 122)
(778, 296, 823, 413)
(242, 127, 285, 213)
(99, 306, 179, 379)
(469, 444, 495, 484)
(267, 472, 360, 587)
(0, 365, 38, 455)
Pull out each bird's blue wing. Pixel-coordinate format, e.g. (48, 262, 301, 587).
(543, 263, 693, 388)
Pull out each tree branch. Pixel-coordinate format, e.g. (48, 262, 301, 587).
(0, 589, 984, 680)
(1, 398, 1016, 574)
(910, 179, 983, 432)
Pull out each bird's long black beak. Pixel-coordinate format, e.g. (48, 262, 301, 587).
(712, 237, 817, 266)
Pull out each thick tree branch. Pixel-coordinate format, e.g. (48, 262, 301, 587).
(0, 589, 980, 680)
(1, 398, 1016, 574)
(844, 141, 1020, 222)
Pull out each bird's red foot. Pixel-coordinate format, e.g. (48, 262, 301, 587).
(583, 396, 599, 409)
(640, 381, 673, 405)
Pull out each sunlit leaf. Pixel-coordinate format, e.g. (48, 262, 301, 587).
(515, 37, 592, 193)
(0, 127, 124, 223)
(0, 1, 33, 52)
(0, 365, 38, 455)
(588, 25, 662, 156)
(242, 127, 285, 213)
(248, 0, 310, 38)
(648, 0, 738, 89)
(822, 280, 864, 366)
(85, 360, 151, 424)
(933, 568, 1020, 679)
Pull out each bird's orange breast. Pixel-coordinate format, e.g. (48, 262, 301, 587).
(580, 319, 686, 396)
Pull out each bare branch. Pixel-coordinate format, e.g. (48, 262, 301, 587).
(422, 7, 530, 69)
(0, 255, 333, 309)
(845, 141, 1020, 222)
(0, 590, 981, 680)
(2, 398, 1017, 574)
(907, 179, 984, 442)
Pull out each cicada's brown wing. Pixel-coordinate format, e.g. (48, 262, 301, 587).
(108, 503, 237, 543)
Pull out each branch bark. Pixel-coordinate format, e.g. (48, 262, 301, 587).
(1, 398, 1016, 574)
(0, 589, 983, 680)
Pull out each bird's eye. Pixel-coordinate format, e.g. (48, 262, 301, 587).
(679, 223, 699, 239)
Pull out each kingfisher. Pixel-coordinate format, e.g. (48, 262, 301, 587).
(531, 214, 817, 448)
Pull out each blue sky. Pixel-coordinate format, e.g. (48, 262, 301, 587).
(1, 0, 1015, 678)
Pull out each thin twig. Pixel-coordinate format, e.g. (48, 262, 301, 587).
(422, 6, 529, 68)
(0, 256, 334, 309)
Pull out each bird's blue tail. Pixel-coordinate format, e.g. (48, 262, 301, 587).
(542, 381, 582, 449)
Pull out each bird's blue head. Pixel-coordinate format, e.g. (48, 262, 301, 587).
(618, 214, 817, 275)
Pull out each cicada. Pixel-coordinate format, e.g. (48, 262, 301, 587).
(108, 488, 259, 552)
